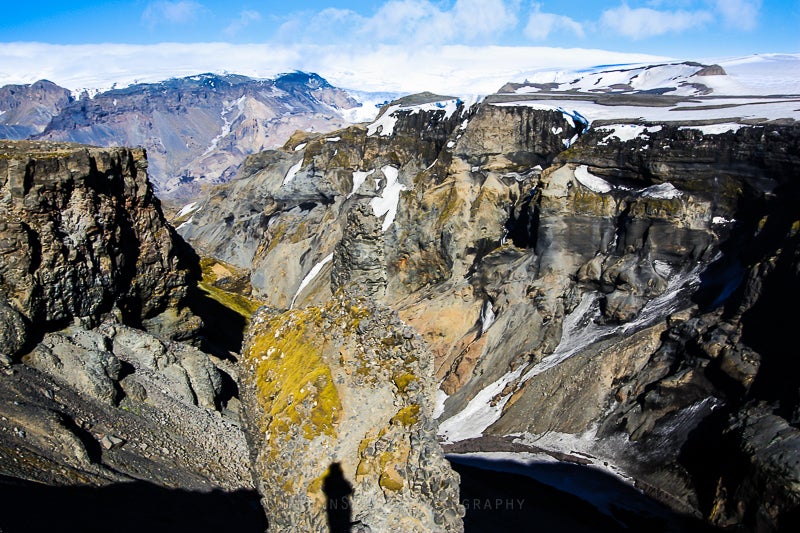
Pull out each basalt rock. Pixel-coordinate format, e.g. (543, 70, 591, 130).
(0, 140, 197, 341)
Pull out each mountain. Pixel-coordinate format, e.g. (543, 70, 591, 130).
(0, 80, 72, 139)
(178, 65, 800, 531)
(32, 72, 364, 200)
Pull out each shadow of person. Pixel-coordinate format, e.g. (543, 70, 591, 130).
(322, 462, 353, 533)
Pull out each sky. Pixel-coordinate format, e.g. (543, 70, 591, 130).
(1, 1, 799, 94)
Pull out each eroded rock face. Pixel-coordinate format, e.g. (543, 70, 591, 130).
(0, 140, 197, 345)
(183, 89, 800, 529)
(240, 295, 464, 532)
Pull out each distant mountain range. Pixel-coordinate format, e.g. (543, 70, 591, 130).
(0, 72, 391, 199)
(1, 56, 797, 200)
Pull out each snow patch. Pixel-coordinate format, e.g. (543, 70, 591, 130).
(678, 123, 743, 135)
(433, 388, 449, 419)
(290, 253, 333, 309)
(574, 165, 613, 193)
(367, 99, 460, 137)
(176, 201, 199, 218)
(348, 169, 375, 199)
(282, 160, 303, 185)
(367, 104, 400, 136)
(325, 136, 341, 142)
(294, 142, 307, 152)
(438, 366, 524, 443)
(480, 300, 496, 334)
(641, 183, 682, 199)
(598, 124, 658, 143)
(176, 216, 193, 231)
(370, 166, 406, 232)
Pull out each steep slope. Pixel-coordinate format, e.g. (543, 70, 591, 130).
(35, 72, 362, 199)
(182, 83, 800, 530)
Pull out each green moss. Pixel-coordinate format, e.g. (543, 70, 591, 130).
(244, 307, 341, 451)
(198, 257, 262, 320)
(390, 404, 420, 426)
(307, 467, 329, 495)
(262, 222, 287, 256)
(379, 472, 404, 492)
(392, 372, 417, 393)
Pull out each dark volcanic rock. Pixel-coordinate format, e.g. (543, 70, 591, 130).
(0, 140, 252, 511)
(0, 140, 196, 341)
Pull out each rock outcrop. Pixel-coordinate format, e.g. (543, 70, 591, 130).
(240, 294, 463, 532)
(0, 140, 197, 346)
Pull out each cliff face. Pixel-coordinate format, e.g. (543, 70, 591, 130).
(240, 294, 463, 532)
(183, 90, 800, 530)
(0, 140, 194, 344)
(0, 141, 252, 504)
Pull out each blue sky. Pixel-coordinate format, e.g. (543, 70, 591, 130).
(2, 1, 798, 56)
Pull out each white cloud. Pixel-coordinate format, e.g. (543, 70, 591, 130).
(524, 3, 584, 40)
(600, 3, 713, 39)
(451, 0, 519, 41)
(276, 0, 518, 46)
(0, 41, 670, 96)
(274, 8, 364, 45)
(713, 0, 762, 30)
(223, 10, 262, 37)
(142, 1, 206, 28)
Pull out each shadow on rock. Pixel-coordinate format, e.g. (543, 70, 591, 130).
(448, 456, 718, 533)
(0, 475, 267, 533)
(322, 462, 353, 533)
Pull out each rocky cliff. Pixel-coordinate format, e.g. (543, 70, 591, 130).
(0, 141, 258, 527)
(182, 84, 800, 531)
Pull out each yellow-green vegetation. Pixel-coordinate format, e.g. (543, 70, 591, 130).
(307, 465, 330, 495)
(261, 222, 287, 256)
(198, 257, 262, 320)
(436, 187, 463, 224)
(629, 197, 684, 219)
(392, 372, 417, 393)
(356, 434, 408, 493)
(390, 404, 420, 426)
(245, 307, 341, 450)
(379, 471, 405, 492)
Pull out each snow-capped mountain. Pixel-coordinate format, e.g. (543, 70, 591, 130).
(32, 72, 365, 199)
